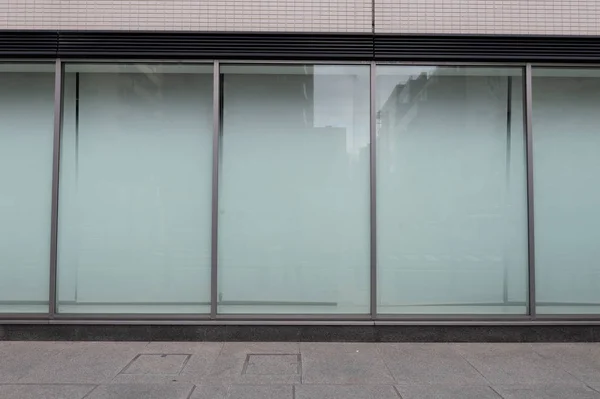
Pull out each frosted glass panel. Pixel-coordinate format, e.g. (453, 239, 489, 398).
(218, 65, 370, 314)
(57, 64, 213, 314)
(0, 64, 54, 313)
(376, 66, 528, 314)
(533, 68, 600, 314)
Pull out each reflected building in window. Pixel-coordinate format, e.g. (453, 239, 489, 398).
(217, 65, 371, 314)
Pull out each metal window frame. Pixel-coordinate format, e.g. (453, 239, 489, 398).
(0, 59, 58, 321)
(210, 60, 221, 320)
(213, 61, 374, 319)
(49, 59, 217, 320)
(54, 60, 600, 67)
(376, 314, 532, 322)
(371, 63, 535, 321)
(6, 318, 600, 325)
(524, 64, 536, 319)
(370, 62, 378, 319)
(214, 314, 372, 321)
(373, 61, 528, 67)
(49, 58, 63, 319)
(1, 58, 599, 325)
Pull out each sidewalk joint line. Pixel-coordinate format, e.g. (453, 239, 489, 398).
(81, 384, 99, 399)
(489, 385, 506, 399)
(185, 385, 197, 399)
(392, 385, 403, 399)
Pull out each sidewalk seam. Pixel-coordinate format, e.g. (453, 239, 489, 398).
(81, 384, 99, 399)
(185, 385, 197, 399)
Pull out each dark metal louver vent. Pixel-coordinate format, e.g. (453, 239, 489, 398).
(1, 30, 599, 62)
(57, 31, 374, 60)
(375, 34, 600, 62)
(0, 31, 58, 57)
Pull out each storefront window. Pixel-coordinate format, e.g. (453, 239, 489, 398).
(57, 64, 213, 314)
(217, 64, 371, 314)
(0, 63, 54, 313)
(533, 68, 600, 314)
(376, 66, 529, 314)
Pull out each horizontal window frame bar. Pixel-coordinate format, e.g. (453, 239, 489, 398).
(11, 58, 600, 68)
(3, 314, 600, 324)
(50, 314, 212, 321)
(58, 59, 373, 65)
(4, 317, 600, 326)
(215, 314, 372, 321)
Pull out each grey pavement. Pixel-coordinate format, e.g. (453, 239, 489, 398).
(1, 342, 600, 398)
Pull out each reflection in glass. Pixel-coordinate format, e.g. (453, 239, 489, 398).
(57, 64, 213, 314)
(533, 68, 600, 314)
(376, 66, 528, 314)
(218, 64, 370, 314)
(0, 63, 54, 313)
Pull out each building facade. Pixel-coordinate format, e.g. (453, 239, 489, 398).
(1, 0, 600, 338)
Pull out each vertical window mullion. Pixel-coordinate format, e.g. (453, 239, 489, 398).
(210, 60, 221, 319)
(370, 62, 377, 319)
(524, 64, 536, 319)
(49, 58, 64, 318)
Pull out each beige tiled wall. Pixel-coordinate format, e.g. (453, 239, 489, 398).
(2, 0, 600, 35)
(375, 0, 600, 35)
(0, 0, 372, 32)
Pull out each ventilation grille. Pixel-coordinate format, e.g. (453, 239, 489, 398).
(1, 31, 600, 62)
(0, 31, 58, 57)
(57, 32, 374, 60)
(375, 34, 600, 62)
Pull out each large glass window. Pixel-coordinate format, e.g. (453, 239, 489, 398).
(218, 64, 370, 314)
(57, 64, 213, 314)
(376, 66, 528, 314)
(0, 63, 54, 313)
(533, 68, 600, 314)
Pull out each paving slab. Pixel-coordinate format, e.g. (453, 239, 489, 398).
(122, 354, 190, 375)
(295, 385, 400, 399)
(396, 385, 502, 399)
(453, 343, 581, 385)
(187, 384, 229, 399)
(378, 343, 488, 385)
(0, 342, 72, 383)
(85, 383, 194, 399)
(244, 354, 300, 375)
(202, 342, 300, 385)
(17, 342, 147, 384)
(531, 344, 600, 384)
(301, 343, 395, 385)
(227, 385, 293, 399)
(495, 384, 600, 399)
(0, 384, 96, 399)
(189, 384, 293, 399)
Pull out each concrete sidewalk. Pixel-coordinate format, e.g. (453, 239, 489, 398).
(1, 342, 600, 398)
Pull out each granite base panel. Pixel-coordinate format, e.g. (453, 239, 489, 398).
(1, 325, 599, 342)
